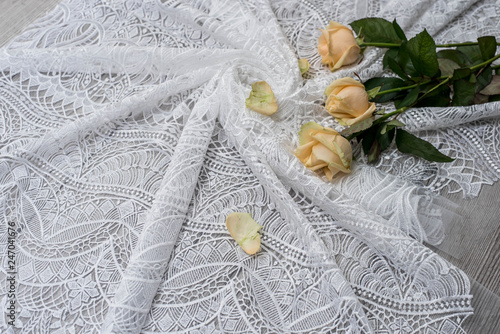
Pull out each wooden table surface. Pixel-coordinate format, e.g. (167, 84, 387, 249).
(0, 0, 498, 333)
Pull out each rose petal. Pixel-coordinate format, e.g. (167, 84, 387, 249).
(324, 77, 364, 96)
(324, 164, 348, 181)
(310, 132, 338, 152)
(295, 140, 316, 162)
(298, 58, 310, 75)
(341, 102, 376, 126)
(327, 162, 350, 177)
(331, 43, 360, 70)
(226, 212, 262, 255)
(245, 81, 278, 116)
(332, 138, 352, 168)
(318, 29, 333, 66)
(326, 95, 356, 117)
(311, 144, 337, 165)
(298, 122, 324, 145)
(336, 86, 370, 113)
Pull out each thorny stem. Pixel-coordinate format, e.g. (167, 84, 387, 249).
(375, 53, 500, 98)
(374, 107, 408, 124)
(376, 82, 424, 97)
(470, 53, 500, 71)
(359, 41, 500, 48)
(348, 45, 500, 140)
(371, 77, 452, 129)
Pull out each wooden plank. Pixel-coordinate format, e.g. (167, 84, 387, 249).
(431, 183, 500, 334)
(433, 184, 500, 296)
(0, 0, 61, 47)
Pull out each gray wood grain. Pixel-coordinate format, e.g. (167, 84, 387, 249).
(0, 0, 61, 47)
(0, 0, 498, 332)
(431, 183, 500, 334)
(433, 183, 500, 295)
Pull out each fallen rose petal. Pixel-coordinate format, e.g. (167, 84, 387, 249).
(298, 58, 310, 74)
(225, 212, 262, 255)
(245, 81, 278, 116)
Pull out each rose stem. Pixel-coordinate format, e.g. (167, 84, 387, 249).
(359, 42, 500, 48)
(374, 52, 500, 97)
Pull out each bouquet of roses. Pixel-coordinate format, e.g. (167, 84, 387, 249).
(246, 18, 500, 181)
(294, 18, 500, 180)
(234, 17, 500, 253)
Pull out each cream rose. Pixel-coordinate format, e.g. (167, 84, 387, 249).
(325, 77, 376, 126)
(318, 21, 360, 71)
(295, 122, 352, 181)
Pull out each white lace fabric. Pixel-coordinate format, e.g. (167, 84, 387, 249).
(1, 0, 498, 332)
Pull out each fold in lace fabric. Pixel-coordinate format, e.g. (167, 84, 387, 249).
(1, 0, 498, 332)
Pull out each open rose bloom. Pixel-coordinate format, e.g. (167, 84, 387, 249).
(325, 77, 376, 126)
(318, 21, 360, 71)
(295, 122, 352, 181)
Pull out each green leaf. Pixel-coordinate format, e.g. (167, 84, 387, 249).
(392, 19, 407, 41)
(453, 68, 472, 81)
(398, 42, 418, 77)
(438, 58, 460, 77)
(452, 68, 476, 106)
(380, 123, 388, 134)
(406, 29, 440, 78)
(340, 117, 374, 138)
(489, 94, 500, 102)
(395, 129, 454, 162)
(478, 36, 497, 61)
(437, 49, 469, 67)
(380, 119, 406, 136)
(363, 77, 407, 103)
(473, 93, 489, 104)
(480, 75, 500, 95)
(456, 45, 483, 66)
(366, 86, 381, 99)
(416, 84, 451, 107)
(361, 126, 378, 155)
(387, 119, 406, 128)
(476, 66, 493, 93)
(350, 18, 403, 44)
(395, 86, 419, 109)
(383, 43, 418, 79)
(377, 126, 395, 152)
(383, 49, 399, 69)
(452, 81, 476, 106)
(361, 122, 397, 162)
(387, 56, 411, 81)
(367, 140, 381, 163)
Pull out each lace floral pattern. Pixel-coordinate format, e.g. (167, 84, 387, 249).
(1, 0, 498, 332)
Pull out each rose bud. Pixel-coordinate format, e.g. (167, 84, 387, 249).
(318, 21, 360, 71)
(325, 77, 376, 126)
